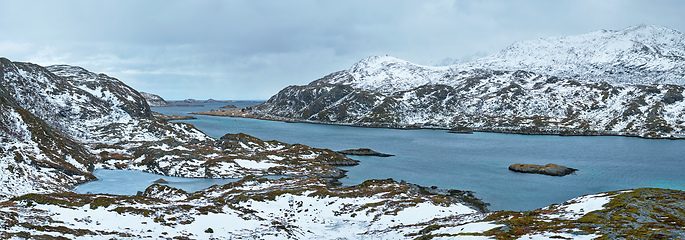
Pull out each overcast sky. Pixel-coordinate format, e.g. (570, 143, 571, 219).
(1, 0, 684, 100)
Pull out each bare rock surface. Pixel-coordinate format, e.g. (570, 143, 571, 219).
(508, 163, 578, 176)
(336, 148, 394, 157)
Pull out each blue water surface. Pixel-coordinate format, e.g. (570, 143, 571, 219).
(74, 169, 243, 195)
(145, 102, 685, 211)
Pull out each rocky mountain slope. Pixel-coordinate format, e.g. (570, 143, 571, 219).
(0, 58, 356, 199)
(470, 24, 685, 86)
(140, 91, 174, 107)
(245, 25, 685, 139)
(0, 59, 97, 198)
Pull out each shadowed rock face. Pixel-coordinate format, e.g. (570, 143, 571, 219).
(508, 163, 578, 176)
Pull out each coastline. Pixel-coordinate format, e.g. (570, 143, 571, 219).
(191, 108, 685, 140)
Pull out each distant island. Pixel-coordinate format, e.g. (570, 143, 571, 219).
(141, 92, 264, 107)
(169, 99, 234, 104)
(336, 148, 394, 157)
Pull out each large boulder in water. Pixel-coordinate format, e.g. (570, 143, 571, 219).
(508, 163, 577, 176)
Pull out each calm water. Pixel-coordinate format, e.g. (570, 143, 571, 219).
(75, 169, 283, 195)
(74, 169, 242, 195)
(102, 102, 685, 211)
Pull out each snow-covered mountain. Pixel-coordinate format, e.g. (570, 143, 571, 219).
(249, 25, 685, 139)
(0, 58, 355, 199)
(470, 24, 685, 86)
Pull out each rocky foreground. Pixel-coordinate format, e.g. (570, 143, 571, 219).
(1, 181, 683, 239)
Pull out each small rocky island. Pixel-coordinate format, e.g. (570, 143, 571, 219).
(448, 126, 474, 134)
(508, 163, 578, 176)
(153, 178, 169, 184)
(337, 148, 394, 157)
(220, 104, 238, 108)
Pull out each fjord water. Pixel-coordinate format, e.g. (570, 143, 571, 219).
(148, 103, 685, 211)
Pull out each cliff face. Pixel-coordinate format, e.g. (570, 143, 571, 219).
(251, 25, 685, 139)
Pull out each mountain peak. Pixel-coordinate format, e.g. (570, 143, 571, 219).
(343, 55, 449, 93)
(46, 64, 101, 82)
(619, 24, 682, 35)
(350, 55, 411, 71)
(469, 24, 685, 85)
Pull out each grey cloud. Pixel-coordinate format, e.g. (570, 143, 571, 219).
(1, 0, 684, 99)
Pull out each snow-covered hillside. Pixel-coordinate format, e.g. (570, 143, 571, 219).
(250, 25, 685, 139)
(1, 181, 682, 239)
(315, 25, 685, 93)
(0, 58, 357, 199)
(0, 58, 97, 199)
(140, 91, 174, 107)
(471, 24, 685, 86)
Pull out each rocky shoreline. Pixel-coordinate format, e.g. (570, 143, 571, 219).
(192, 107, 685, 140)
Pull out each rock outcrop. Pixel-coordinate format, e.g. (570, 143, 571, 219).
(140, 92, 174, 107)
(508, 163, 578, 176)
(337, 148, 394, 157)
(153, 178, 168, 184)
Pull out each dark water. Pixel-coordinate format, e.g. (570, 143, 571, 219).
(148, 102, 685, 211)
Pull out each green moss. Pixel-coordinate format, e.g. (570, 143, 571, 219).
(90, 197, 115, 209)
(112, 207, 153, 217)
(12, 193, 87, 208)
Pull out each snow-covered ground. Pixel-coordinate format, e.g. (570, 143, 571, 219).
(0, 177, 493, 239)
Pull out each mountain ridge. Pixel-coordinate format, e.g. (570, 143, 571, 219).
(468, 24, 685, 85)
(233, 25, 685, 139)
